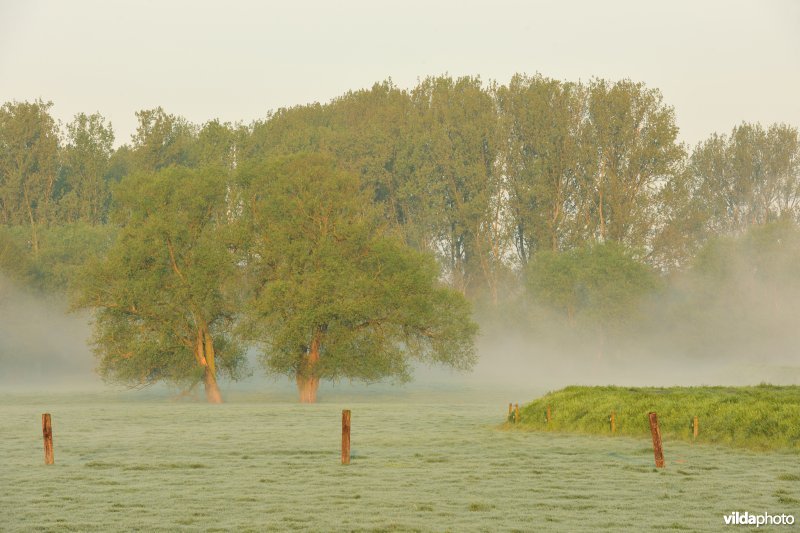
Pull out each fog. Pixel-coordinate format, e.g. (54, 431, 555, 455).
(0, 275, 102, 392)
(2, 231, 799, 398)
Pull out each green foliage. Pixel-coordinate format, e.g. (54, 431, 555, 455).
(0, 223, 115, 292)
(58, 112, 115, 225)
(584, 79, 685, 246)
(515, 385, 800, 451)
(690, 122, 800, 235)
(526, 241, 659, 332)
(239, 153, 477, 383)
(1, 77, 798, 387)
(0, 100, 60, 252)
(76, 166, 245, 389)
(409, 76, 501, 297)
(497, 74, 589, 260)
(130, 107, 197, 172)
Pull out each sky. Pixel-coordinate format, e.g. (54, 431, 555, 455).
(1, 0, 798, 148)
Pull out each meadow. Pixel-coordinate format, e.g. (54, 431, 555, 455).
(516, 385, 800, 451)
(1, 388, 799, 532)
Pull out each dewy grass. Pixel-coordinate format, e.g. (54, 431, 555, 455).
(1, 389, 799, 531)
(513, 385, 800, 451)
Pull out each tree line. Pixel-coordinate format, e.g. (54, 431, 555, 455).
(1, 74, 798, 401)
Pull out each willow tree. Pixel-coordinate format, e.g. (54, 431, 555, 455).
(240, 154, 477, 403)
(77, 166, 245, 402)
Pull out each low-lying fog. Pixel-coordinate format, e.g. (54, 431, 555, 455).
(2, 260, 798, 397)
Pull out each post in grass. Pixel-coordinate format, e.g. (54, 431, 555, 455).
(609, 411, 616, 434)
(545, 405, 551, 425)
(341, 409, 351, 465)
(693, 416, 699, 439)
(514, 403, 520, 424)
(648, 412, 665, 468)
(42, 413, 54, 465)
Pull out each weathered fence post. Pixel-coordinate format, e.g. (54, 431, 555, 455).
(693, 416, 699, 439)
(610, 411, 616, 434)
(546, 405, 551, 425)
(514, 403, 520, 424)
(341, 409, 351, 465)
(648, 412, 665, 468)
(42, 413, 54, 465)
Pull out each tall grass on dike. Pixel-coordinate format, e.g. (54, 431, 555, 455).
(1, 390, 798, 531)
(513, 385, 800, 451)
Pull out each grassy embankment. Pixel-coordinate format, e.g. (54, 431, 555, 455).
(511, 385, 800, 451)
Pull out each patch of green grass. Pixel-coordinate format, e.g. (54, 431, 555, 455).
(511, 385, 800, 451)
(468, 502, 494, 512)
(777, 473, 800, 481)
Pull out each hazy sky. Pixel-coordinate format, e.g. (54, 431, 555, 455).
(1, 0, 798, 148)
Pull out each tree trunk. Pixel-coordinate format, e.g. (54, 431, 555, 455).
(195, 325, 222, 404)
(296, 334, 321, 403)
(204, 366, 222, 404)
(23, 185, 39, 256)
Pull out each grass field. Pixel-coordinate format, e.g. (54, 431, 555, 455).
(515, 385, 800, 451)
(2, 388, 799, 532)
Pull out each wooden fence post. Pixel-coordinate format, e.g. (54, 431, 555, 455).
(42, 413, 54, 465)
(610, 411, 616, 434)
(648, 412, 665, 468)
(693, 416, 699, 439)
(514, 403, 520, 424)
(546, 405, 551, 425)
(341, 409, 351, 465)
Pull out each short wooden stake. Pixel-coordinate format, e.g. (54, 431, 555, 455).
(546, 405, 551, 424)
(648, 412, 665, 468)
(693, 416, 699, 439)
(514, 403, 520, 424)
(341, 409, 351, 465)
(42, 413, 54, 465)
(610, 411, 616, 434)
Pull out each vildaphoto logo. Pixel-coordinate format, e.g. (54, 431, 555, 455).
(723, 511, 795, 527)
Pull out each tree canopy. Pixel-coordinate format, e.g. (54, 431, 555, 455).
(76, 165, 245, 402)
(239, 154, 477, 402)
(0, 73, 798, 398)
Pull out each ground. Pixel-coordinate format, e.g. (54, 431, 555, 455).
(2, 388, 798, 531)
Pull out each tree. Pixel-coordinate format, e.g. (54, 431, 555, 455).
(130, 107, 197, 172)
(77, 166, 245, 402)
(59, 112, 114, 224)
(325, 81, 417, 234)
(409, 76, 503, 300)
(0, 100, 61, 254)
(526, 242, 658, 350)
(690, 122, 800, 235)
(496, 74, 588, 262)
(239, 154, 477, 402)
(581, 79, 684, 248)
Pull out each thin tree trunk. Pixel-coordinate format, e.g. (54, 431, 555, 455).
(23, 185, 39, 256)
(296, 334, 321, 403)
